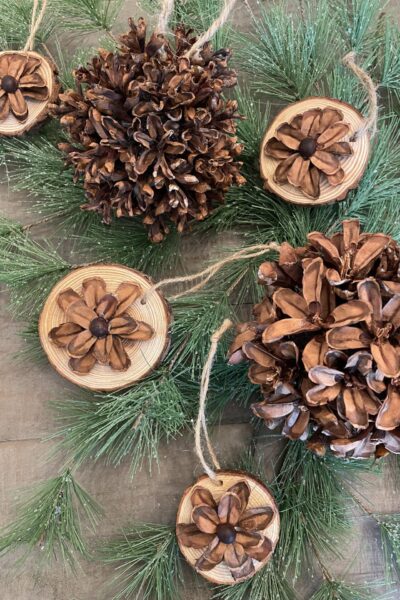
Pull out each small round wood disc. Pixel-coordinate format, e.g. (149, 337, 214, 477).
(176, 470, 280, 585)
(0, 50, 59, 137)
(260, 97, 370, 206)
(39, 264, 171, 392)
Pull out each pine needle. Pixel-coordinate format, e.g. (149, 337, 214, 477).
(49, 373, 195, 474)
(309, 580, 380, 600)
(275, 441, 371, 579)
(0, 470, 102, 569)
(0, 227, 70, 320)
(213, 560, 296, 600)
(99, 524, 182, 600)
(54, 0, 124, 35)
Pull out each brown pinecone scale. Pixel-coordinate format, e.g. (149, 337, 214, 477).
(52, 18, 245, 242)
(229, 220, 400, 459)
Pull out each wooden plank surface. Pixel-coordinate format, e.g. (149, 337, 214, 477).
(1, 1, 400, 598)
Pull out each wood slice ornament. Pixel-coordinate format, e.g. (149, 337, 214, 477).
(39, 264, 171, 392)
(260, 97, 370, 206)
(176, 470, 280, 585)
(175, 320, 280, 585)
(0, 50, 58, 136)
(0, 1, 58, 137)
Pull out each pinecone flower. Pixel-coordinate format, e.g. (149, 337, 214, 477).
(264, 107, 352, 199)
(49, 277, 154, 373)
(52, 18, 244, 242)
(177, 481, 274, 580)
(0, 54, 49, 121)
(229, 220, 400, 458)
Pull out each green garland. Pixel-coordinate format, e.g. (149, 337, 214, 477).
(1, 0, 400, 597)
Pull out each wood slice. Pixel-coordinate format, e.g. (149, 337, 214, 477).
(176, 470, 280, 585)
(0, 50, 59, 137)
(260, 97, 370, 206)
(38, 264, 171, 392)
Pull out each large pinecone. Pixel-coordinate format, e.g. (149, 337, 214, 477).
(229, 220, 400, 459)
(52, 18, 245, 242)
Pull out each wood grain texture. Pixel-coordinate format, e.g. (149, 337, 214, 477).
(176, 470, 280, 585)
(260, 97, 370, 206)
(1, 1, 400, 598)
(39, 264, 171, 391)
(0, 51, 59, 137)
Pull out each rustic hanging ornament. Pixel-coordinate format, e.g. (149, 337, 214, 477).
(176, 320, 280, 585)
(39, 264, 171, 391)
(51, 0, 244, 243)
(228, 219, 400, 460)
(260, 54, 377, 206)
(0, 0, 59, 136)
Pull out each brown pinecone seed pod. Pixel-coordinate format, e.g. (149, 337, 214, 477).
(51, 18, 245, 242)
(229, 220, 400, 459)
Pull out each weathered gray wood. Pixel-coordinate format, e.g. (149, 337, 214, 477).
(1, 1, 400, 598)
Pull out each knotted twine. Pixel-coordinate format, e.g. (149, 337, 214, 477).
(156, 0, 237, 57)
(141, 241, 280, 303)
(195, 318, 233, 481)
(343, 51, 379, 139)
(157, 0, 175, 33)
(24, 0, 48, 52)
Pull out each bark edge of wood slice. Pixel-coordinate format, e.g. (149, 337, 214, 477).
(176, 470, 280, 585)
(0, 50, 59, 137)
(38, 264, 171, 392)
(260, 96, 370, 206)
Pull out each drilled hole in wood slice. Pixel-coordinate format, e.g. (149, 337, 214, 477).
(38, 264, 171, 392)
(0, 50, 59, 137)
(260, 97, 370, 206)
(176, 470, 280, 585)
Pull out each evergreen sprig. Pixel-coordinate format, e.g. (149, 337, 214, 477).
(0, 0, 59, 50)
(275, 441, 372, 579)
(99, 524, 182, 600)
(54, 0, 123, 35)
(212, 560, 296, 600)
(50, 372, 195, 474)
(309, 580, 378, 600)
(378, 513, 400, 582)
(141, 0, 231, 47)
(0, 469, 102, 568)
(0, 225, 70, 320)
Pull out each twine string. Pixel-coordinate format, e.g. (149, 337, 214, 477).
(184, 0, 237, 59)
(342, 51, 378, 139)
(157, 0, 175, 33)
(195, 318, 233, 480)
(24, 0, 48, 51)
(142, 242, 280, 303)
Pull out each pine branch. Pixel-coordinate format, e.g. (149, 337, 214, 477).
(0, 469, 102, 568)
(380, 19, 400, 96)
(49, 372, 195, 474)
(275, 441, 370, 579)
(54, 0, 123, 36)
(0, 0, 59, 50)
(237, 0, 340, 102)
(213, 560, 296, 600)
(2, 136, 91, 235)
(330, 0, 385, 55)
(170, 291, 232, 376)
(309, 580, 378, 600)
(141, 0, 231, 47)
(0, 226, 70, 321)
(377, 514, 400, 583)
(99, 524, 182, 600)
(81, 219, 183, 278)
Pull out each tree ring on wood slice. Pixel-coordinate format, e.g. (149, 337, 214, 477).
(39, 264, 171, 392)
(0, 50, 59, 137)
(260, 97, 370, 206)
(176, 470, 280, 585)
